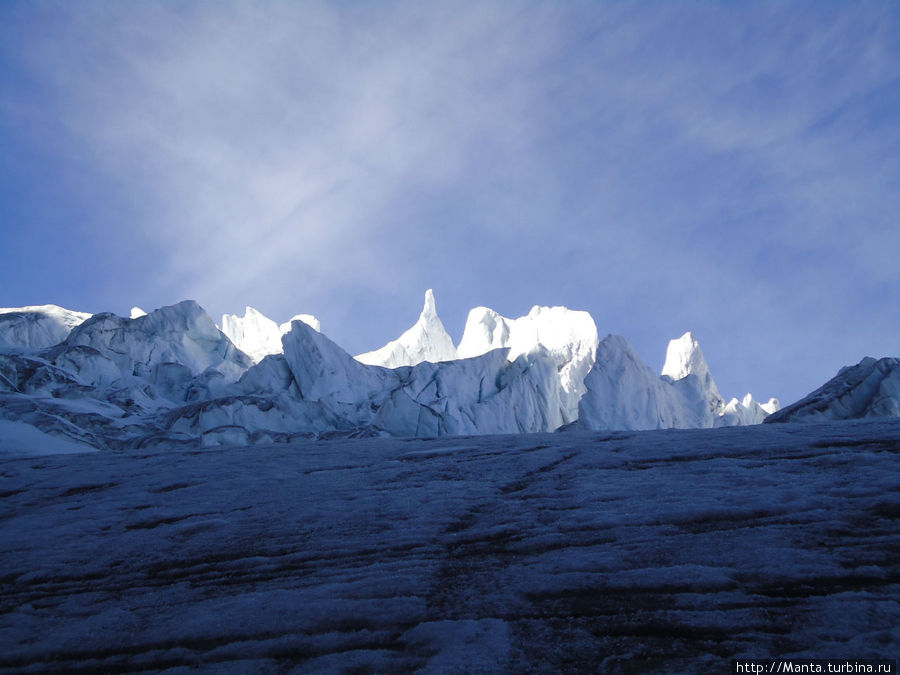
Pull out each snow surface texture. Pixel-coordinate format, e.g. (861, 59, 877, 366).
(766, 356, 900, 423)
(221, 306, 321, 364)
(0, 295, 786, 450)
(0, 419, 98, 456)
(578, 333, 779, 431)
(1, 420, 898, 672)
(355, 289, 458, 368)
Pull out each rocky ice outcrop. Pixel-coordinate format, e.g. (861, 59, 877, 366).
(221, 307, 284, 364)
(0, 304, 92, 350)
(151, 320, 567, 445)
(0, 301, 260, 449)
(765, 356, 900, 423)
(0, 303, 568, 450)
(662, 331, 778, 426)
(578, 335, 708, 431)
(0, 301, 252, 409)
(282, 319, 398, 412)
(720, 394, 780, 426)
(65, 300, 253, 383)
(661, 331, 724, 415)
(373, 346, 565, 437)
(457, 304, 598, 423)
(221, 307, 320, 364)
(355, 290, 458, 368)
(578, 332, 779, 431)
(280, 319, 564, 437)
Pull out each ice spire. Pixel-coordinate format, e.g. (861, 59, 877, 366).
(662, 331, 724, 413)
(355, 289, 458, 368)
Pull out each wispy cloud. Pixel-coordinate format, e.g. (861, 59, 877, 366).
(5, 3, 562, 302)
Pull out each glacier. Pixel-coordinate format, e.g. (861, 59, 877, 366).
(2, 297, 898, 671)
(67, 300, 253, 383)
(262, 318, 566, 438)
(0, 293, 788, 451)
(0, 304, 91, 350)
(766, 356, 900, 423)
(577, 332, 779, 431)
(457, 303, 599, 423)
(0, 300, 568, 450)
(1, 419, 898, 671)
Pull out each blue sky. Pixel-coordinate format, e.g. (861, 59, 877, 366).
(1, 1, 898, 405)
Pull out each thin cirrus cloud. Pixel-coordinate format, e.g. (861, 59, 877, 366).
(0, 2, 898, 405)
(10, 3, 559, 299)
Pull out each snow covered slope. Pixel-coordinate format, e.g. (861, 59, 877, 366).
(457, 304, 598, 423)
(579, 333, 778, 431)
(221, 306, 320, 363)
(0, 304, 91, 350)
(0, 419, 99, 456)
(355, 289, 458, 367)
(2, 420, 897, 672)
(766, 356, 900, 423)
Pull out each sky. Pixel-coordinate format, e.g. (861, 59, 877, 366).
(1, 1, 898, 406)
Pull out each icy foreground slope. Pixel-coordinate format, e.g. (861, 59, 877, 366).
(1, 420, 897, 672)
(355, 289, 458, 368)
(578, 333, 778, 431)
(766, 356, 900, 423)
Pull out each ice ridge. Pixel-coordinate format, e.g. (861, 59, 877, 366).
(0, 293, 791, 453)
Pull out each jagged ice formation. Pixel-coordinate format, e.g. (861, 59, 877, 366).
(355, 289, 458, 368)
(766, 356, 900, 423)
(0, 293, 796, 452)
(577, 332, 779, 431)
